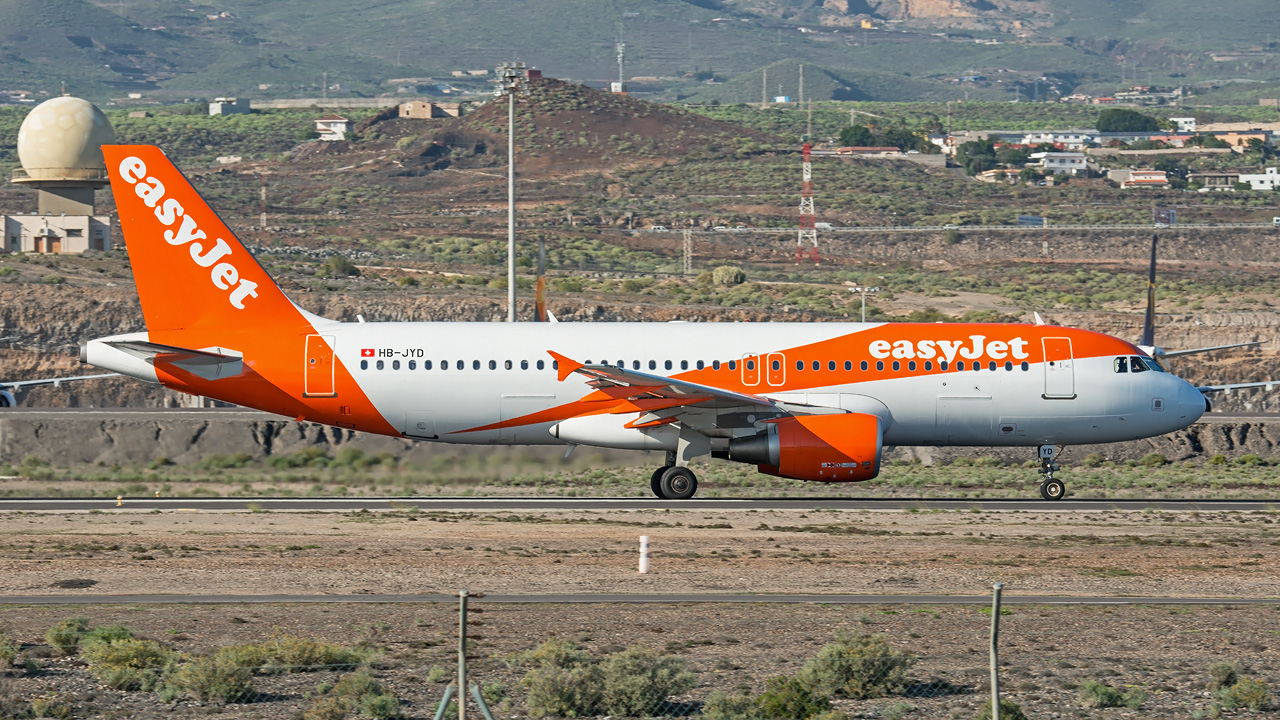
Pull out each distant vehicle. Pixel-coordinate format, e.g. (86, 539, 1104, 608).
(942, 224, 959, 229)
(1273, 217, 1280, 227)
(712, 225, 728, 231)
(814, 222, 834, 230)
(649, 226, 669, 232)
(734, 225, 748, 229)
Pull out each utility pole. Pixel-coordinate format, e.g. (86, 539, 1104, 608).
(259, 175, 266, 228)
(762, 69, 768, 108)
(322, 71, 328, 102)
(494, 62, 529, 323)
(682, 229, 692, 275)
(796, 142, 818, 265)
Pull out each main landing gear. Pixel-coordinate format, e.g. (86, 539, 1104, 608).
(650, 451, 699, 500)
(1037, 444, 1065, 501)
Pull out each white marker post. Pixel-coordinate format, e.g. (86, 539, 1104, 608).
(638, 535, 650, 574)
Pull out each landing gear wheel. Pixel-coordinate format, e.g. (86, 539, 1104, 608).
(650, 466, 672, 499)
(659, 466, 698, 500)
(1040, 478, 1065, 501)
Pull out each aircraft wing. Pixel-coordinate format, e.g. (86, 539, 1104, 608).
(549, 351, 776, 409)
(1, 373, 118, 391)
(1197, 380, 1278, 394)
(1161, 341, 1263, 359)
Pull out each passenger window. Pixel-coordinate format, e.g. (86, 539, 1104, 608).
(746, 360, 755, 371)
(649, 360, 657, 370)
(1021, 361, 1029, 371)
(408, 360, 416, 370)
(520, 360, 528, 370)
(681, 360, 688, 370)
(1130, 356, 1149, 373)
(728, 360, 737, 371)
(537, 360, 545, 370)
(697, 360, 705, 370)
(376, 360, 385, 370)
(392, 360, 401, 370)
(552, 361, 558, 370)
(908, 361, 917, 371)
(473, 360, 481, 370)
(457, 360, 464, 370)
(665, 360, 673, 370)
(360, 360, 368, 370)
(925, 361, 933, 371)
(860, 361, 868, 371)
(425, 360, 433, 370)
(988, 361, 997, 371)
(1114, 357, 1129, 373)
(876, 361, 884, 371)
(633, 361, 641, 370)
(892, 361, 901, 371)
(828, 361, 836, 371)
(957, 361, 966, 371)
(1004, 361, 1012, 371)
(812, 360, 820, 371)
(712, 360, 721, 370)
(941, 361, 949, 371)
(488, 360, 497, 370)
(796, 360, 804, 371)
(505, 360, 512, 370)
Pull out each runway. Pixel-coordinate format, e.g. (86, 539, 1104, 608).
(0, 497, 1275, 511)
(0, 593, 1275, 606)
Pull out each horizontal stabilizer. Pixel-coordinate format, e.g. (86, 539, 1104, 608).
(1197, 380, 1277, 394)
(105, 340, 244, 381)
(1, 373, 117, 391)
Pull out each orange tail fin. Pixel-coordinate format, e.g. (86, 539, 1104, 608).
(103, 145, 297, 339)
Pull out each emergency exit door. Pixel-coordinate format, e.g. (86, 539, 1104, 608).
(304, 335, 336, 397)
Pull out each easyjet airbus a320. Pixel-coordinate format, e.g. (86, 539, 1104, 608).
(83, 145, 1218, 501)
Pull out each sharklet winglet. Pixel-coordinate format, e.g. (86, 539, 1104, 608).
(548, 351, 582, 382)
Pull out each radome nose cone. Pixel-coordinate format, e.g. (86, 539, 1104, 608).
(1180, 381, 1206, 423)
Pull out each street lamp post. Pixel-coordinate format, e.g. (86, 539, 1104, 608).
(849, 285, 880, 323)
(494, 62, 529, 322)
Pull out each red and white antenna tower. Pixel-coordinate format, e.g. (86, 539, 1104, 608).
(796, 142, 819, 265)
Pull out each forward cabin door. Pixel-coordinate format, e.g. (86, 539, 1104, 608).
(304, 335, 336, 397)
(1041, 337, 1075, 399)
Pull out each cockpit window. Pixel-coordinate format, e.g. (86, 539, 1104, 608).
(1129, 356, 1150, 373)
(1114, 357, 1128, 373)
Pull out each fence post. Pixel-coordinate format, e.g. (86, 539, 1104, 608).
(990, 582, 1004, 720)
(459, 589, 469, 720)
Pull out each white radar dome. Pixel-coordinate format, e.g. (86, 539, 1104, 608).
(16, 96, 117, 180)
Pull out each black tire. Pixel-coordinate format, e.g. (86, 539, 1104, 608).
(1040, 478, 1065, 501)
(650, 466, 670, 499)
(659, 466, 698, 500)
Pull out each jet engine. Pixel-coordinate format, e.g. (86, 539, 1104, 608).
(721, 412, 882, 482)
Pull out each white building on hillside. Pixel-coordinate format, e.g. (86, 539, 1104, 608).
(1031, 152, 1089, 175)
(315, 115, 352, 141)
(1238, 167, 1280, 191)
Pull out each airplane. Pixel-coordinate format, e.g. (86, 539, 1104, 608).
(0, 374, 118, 407)
(82, 145, 1227, 501)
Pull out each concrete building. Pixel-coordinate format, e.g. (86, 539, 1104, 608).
(1169, 117, 1197, 133)
(398, 101, 463, 119)
(315, 114, 352, 141)
(1238, 167, 1280, 191)
(1187, 171, 1240, 190)
(208, 97, 250, 115)
(1108, 169, 1171, 189)
(1032, 151, 1089, 175)
(1021, 130, 1093, 149)
(4, 96, 114, 254)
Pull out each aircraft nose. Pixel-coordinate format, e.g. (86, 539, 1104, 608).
(1178, 380, 1206, 423)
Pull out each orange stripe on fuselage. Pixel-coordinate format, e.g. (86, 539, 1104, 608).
(453, 324, 1139, 435)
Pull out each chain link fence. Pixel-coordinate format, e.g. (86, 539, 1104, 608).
(1, 614, 1276, 719)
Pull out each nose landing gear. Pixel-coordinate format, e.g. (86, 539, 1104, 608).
(1038, 444, 1065, 500)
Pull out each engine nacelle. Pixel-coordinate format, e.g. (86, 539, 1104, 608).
(727, 412, 882, 482)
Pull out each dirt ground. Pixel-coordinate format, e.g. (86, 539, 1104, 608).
(1, 507, 1278, 719)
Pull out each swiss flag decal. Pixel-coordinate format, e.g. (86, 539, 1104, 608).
(361, 348, 375, 357)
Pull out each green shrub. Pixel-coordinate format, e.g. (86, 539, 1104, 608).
(974, 698, 1027, 720)
(81, 637, 177, 691)
(1078, 680, 1145, 709)
(522, 662, 601, 717)
(797, 632, 915, 700)
(755, 676, 829, 720)
(701, 691, 760, 720)
(1207, 662, 1239, 691)
(83, 625, 133, 645)
(334, 671, 382, 699)
(1138, 453, 1168, 468)
(304, 695, 351, 720)
(30, 695, 73, 718)
(1215, 678, 1271, 710)
(360, 692, 403, 719)
(712, 265, 746, 286)
(44, 617, 89, 655)
(0, 634, 18, 667)
(214, 635, 371, 673)
(170, 656, 255, 702)
(508, 639, 590, 670)
(881, 702, 914, 720)
(598, 646, 696, 716)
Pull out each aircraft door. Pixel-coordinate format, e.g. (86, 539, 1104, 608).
(766, 352, 786, 386)
(304, 335, 336, 397)
(741, 354, 760, 386)
(1042, 337, 1075, 399)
